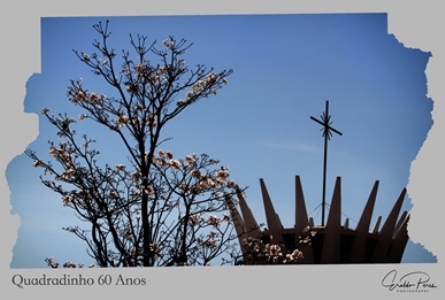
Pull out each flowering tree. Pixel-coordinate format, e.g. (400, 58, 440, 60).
(25, 20, 242, 267)
(238, 227, 316, 265)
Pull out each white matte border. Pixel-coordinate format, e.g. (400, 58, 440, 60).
(0, 1, 442, 299)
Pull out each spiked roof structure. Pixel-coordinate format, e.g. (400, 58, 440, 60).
(228, 176, 410, 264)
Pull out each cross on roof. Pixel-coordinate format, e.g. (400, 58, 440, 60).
(310, 100, 342, 226)
(310, 100, 343, 139)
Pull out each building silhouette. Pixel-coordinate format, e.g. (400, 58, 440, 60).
(229, 175, 410, 264)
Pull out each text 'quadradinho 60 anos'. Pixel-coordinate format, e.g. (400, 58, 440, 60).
(11, 273, 147, 289)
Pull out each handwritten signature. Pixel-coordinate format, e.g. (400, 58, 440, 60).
(382, 270, 437, 292)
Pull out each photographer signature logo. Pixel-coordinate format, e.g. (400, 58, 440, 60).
(381, 269, 438, 293)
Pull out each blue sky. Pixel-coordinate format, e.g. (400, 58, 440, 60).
(7, 13, 437, 268)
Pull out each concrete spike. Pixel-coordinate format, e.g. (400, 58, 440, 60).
(235, 185, 262, 237)
(348, 181, 379, 263)
(309, 217, 314, 227)
(393, 211, 408, 239)
(371, 188, 407, 263)
(224, 195, 249, 255)
(260, 178, 284, 246)
(295, 176, 310, 233)
(294, 176, 314, 263)
(320, 176, 342, 263)
(343, 218, 349, 229)
(387, 214, 410, 263)
(356, 181, 379, 232)
(372, 216, 382, 234)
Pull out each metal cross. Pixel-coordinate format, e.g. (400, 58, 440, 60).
(310, 100, 342, 227)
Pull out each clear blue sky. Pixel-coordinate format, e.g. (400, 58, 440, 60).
(7, 13, 437, 268)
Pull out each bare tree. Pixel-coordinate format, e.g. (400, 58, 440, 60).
(26, 20, 242, 267)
